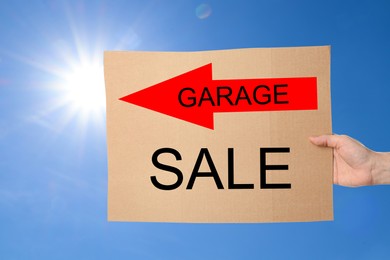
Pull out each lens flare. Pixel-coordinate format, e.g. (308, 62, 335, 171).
(196, 3, 212, 19)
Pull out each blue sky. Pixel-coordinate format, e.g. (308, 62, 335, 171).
(1, 0, 390, 259)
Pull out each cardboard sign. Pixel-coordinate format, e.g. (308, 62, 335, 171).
(104, 46, 333, 223)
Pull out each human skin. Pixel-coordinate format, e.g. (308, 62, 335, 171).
(309, 135, 390, 187)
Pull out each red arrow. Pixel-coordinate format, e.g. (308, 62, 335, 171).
(119, 63, 317, 130)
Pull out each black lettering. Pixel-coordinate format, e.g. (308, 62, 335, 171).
(274, 84, 288, 104)
(228, 148, 254, 189)
(198, 87, 215, 107)
(253, 85, 271, 104)
(186, 148, 224, 189)
(216, 86, 234, 106)
(178, 88, 196, 107)
(151, 148, 183, 190)
(235, 86, 252, 105)
(260, 147, 291, 189)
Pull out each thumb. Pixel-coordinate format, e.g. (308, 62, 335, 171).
(309, 135, 340, 148)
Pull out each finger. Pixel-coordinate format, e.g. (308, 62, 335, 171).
(309, 135, 341, 148)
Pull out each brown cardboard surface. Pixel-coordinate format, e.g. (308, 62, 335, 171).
(104, 46, 333, 223)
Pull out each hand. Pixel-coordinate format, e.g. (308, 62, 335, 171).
(309, 135, 382, 187)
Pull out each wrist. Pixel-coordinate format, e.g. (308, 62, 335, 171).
(371, 152, 390, 185)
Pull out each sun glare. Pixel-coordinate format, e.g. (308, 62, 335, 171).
(62, 62, 105, 115)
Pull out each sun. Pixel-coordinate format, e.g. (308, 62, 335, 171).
(61, 61, 106, 116)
